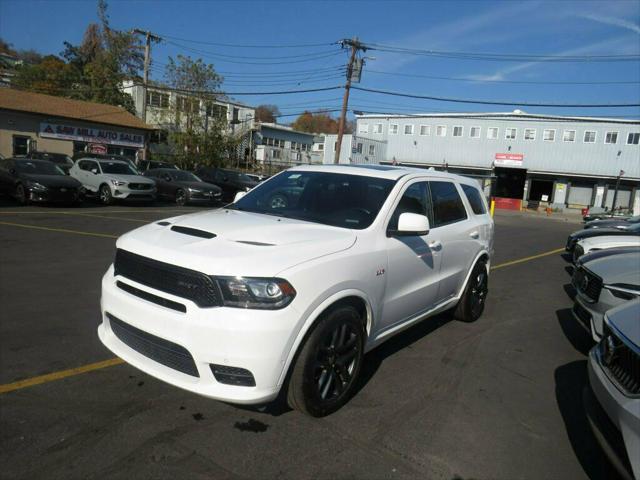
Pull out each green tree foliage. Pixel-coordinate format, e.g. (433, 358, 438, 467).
(163, 55, 237, 169)
(12, 55, 81, 96)
(291, 110, 353, 134)
(254, 104, 281, 123)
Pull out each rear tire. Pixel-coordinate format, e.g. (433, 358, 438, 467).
(99, 184, 113, 205)
(287, 306, 365, 417)
(454, 260, 489, 323)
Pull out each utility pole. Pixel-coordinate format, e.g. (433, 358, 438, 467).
(611, 168, 625, 214)
(132, 29, 161, 125)
(334, 38, 365, 164)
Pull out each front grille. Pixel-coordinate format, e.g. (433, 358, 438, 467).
(114, 249, 222, 307)
(108, 313, 199, 377)
(601, 325, 640, 396)
(117, 281, 186, 313)
(572, 266, 602, 302)
(129, 183, 153, 190)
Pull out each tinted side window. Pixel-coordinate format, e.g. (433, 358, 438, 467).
(429, 181, 467, 227)
(78, 160, 89, 171)
(388, 182, 431, 231)
(461, 184, 486, 215)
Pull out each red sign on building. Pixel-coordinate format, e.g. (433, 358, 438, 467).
(494, 153, 524, 167)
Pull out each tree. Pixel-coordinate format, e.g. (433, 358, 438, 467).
(254, 104, 280, 123)
(291, 110, 342, 134)
(12, 55, 81, 96)
(163, 55, 236, 169)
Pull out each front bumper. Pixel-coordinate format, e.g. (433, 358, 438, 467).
(572, 291, 621, 342)
(28, 187, 80, 203)
(98, 266, 302, 404)
(113, 186, 156, 201)
(586, 348, 640, 480)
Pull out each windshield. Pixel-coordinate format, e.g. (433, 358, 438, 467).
(100, 162, 138, 175)
(231, 171, 395, 229)
(225, 170, 253, 183)
(15, 161, 65, 175)
(170, 171, 201, 182)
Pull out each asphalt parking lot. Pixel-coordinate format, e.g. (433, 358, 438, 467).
(0, 202, 621, 480)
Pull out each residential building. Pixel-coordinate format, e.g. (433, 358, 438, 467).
(314, 133, 387, 165)
(0, 88, 152, 159)
(253, 123, 316, 169)
(356, 111, 640, 211)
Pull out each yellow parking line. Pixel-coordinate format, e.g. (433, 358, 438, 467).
(59, 212, 148, 223)
(0, 358, 125, 394)
(491, 247, 565, 270)
(0, 246, 566, 394)
(0, 221, 118, 239)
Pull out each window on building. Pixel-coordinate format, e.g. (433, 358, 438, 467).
(150, 130, 169, 144)
(604, 132, 618, 144)
(628, 132, 640, 145)
(369, 144, 375, 155)
(419, 125, 430, 136)
(436, 125, 447, 137)
(356, 142, 363, 153)
(272, 149, 280, 159)
(487, 127, 498, 139)
(146, 91, 169, 109)
(470, 126, 480, 138)
(563, 130, 576, 142)
(505, 128, 517, 139)
(206, 103, 227, 119)
(453, 126, 463, 137)
(543, 129, 555, 142)
(177, 96, 199, 114)
(334, 142, 337, 151)
(318, 143, 324, 151)
(524, 128, 536, 141)
(373, 123, 383, 134)
(358, 123, 369, 134)
(292, 141, 298, 150)
(404, 124, 414, 135)
(390, 124, 398, 134)
(12, 135, 30, 156)
(429, 181, 467, 227)
(73, 141, 87, 154)
(584, 131, 597, 143)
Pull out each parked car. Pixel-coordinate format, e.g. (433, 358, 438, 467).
(584, 298, 640, 480)
(245, 173, 269, 183)
(566, 223, 640, 253)
(571, 250, 640, 341)
(573, 230, 640, 263)
(72, 152, 137, 171)
(137, 160, 179, 172)
(98, 165, 494, 416)
(584, 215, 640, 230)
(0, 158, 82, 205)
(69, 158, 155, 205)
(575, 246, 640, 268)
(144, 168, 222, 206)
(25, 151, 75, 174)
(583, 207, 632, 223)
(195, 167, 258, 202)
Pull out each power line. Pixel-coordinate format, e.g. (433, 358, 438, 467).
(352, 86, 640, 108)
(164, 40, 339, 60)
(157, 33, 336, 49)
(365, 69, 640, 85)
(152, 63, 346, 77)
(134, 83, 343, 96)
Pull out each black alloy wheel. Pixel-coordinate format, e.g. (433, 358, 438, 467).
(454, 260, 489, 323)
(287, 305, 365, 417)
(15, 183, 28, 205)
(175, 189, 187, 206)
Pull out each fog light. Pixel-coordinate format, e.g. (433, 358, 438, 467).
(210, 364, 255, 387)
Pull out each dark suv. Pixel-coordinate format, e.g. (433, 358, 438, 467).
(195, 167, 258, 201)
(25, 151, 75, 174)
(137, 160, 179, 172)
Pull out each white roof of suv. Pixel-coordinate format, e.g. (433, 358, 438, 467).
(289, 164, 473, 183)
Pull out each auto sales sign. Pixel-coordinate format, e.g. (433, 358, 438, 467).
(39, 123, 145, 148)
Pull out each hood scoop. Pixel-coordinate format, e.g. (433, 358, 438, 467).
(170, 225, 216, 239)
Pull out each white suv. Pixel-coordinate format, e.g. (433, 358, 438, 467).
(69, 158, 156, 204)
(99, 165, 494, 416)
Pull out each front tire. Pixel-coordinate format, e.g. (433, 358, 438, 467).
(287, 306, 365, 417)
(99, 184, 113, 205)
(454, 260, 489, 323)
(15, 183, 28, 205)
(175, 188, 187, 206)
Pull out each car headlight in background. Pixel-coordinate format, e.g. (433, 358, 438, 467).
(110, 179, 127, 187)
(215, 277, 296, 309)
(27, 181, 47, 191)
(188, 188, 202, 193)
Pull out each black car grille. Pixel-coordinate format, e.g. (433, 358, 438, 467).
(108, 313, 199, 377)
(129, 183, 153, 190)
(572, 267, 602, 302)
(114, 249, 222, 307)
(601, 324, 640, 396)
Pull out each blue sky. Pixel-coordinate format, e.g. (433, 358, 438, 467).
(1, 0, 639, 120)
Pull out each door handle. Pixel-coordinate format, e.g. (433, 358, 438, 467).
(428, 240, 442, 250)
(469, 231, 479, 239)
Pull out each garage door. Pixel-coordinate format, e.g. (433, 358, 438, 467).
(567, 184, 593, 206)
(604, 188, 632, 210)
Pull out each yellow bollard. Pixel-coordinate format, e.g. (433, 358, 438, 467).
(490, 199, 495, 217)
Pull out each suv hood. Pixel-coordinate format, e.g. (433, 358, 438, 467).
(583, 251, 640, 286)
(579, 235, 640, 250)
(116, 209, 357, 277)
(606, 299, 640, 346)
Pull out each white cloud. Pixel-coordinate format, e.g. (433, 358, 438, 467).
(577, 13, 640, 35)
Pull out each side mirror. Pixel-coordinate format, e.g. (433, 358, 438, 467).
(163, 175, 171, 182)
(233, 191, 247, 202)
(393, 213, 430, 236)
(90, 168, 98, 174)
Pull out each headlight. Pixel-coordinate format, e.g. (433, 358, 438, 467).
(215, 277, 296, 309)
(188, 188, 202, 193)
(110, 179, 127, 186)
(27, 181, 47, 191)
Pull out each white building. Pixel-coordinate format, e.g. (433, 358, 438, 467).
(313, 134, 387, 165)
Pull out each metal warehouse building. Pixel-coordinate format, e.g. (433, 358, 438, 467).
(355, 111, 640, 212)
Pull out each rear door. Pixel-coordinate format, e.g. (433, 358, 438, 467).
(427, 180, 478, 301)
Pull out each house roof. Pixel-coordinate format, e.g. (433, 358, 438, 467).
(0, 88, 154, 130)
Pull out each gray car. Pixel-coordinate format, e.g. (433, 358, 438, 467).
(584, 299, 640, 480)
(585, 215, 640, 230)
(572, 251, 640, 342)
